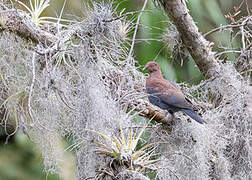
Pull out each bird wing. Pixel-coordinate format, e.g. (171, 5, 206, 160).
(147, 78, 193, 110)
(159, 90, 193, 109)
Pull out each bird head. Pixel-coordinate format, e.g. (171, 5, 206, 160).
(143, 61, 160, 73)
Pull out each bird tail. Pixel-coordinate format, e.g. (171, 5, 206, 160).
(182, 109, 206, 124)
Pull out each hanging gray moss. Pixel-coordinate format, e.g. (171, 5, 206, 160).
(0, 1, 251, 180)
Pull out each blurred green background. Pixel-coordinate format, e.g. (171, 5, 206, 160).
(1, 0, 250, 179)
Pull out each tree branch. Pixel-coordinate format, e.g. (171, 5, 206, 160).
(156, 0, 221, 78)
(0, 3, 171, 126)
(0, 4, 57, 44)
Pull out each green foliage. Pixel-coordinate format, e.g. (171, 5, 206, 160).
(0, 133, 59, 180)
(137, 2, 166, 66)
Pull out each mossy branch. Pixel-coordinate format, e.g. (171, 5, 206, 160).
(0, 3, 172, 125)
(0, 4, 57, 44)
(155, 0, 221, 78)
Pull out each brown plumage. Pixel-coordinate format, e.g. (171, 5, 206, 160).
(144, 61, 205, 124)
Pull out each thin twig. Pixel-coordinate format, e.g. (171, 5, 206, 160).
(245, 0, 250, 15)
(84, 176, 95, 180)
(204, 24, 245, 37)
(241, 25, 246, 51)
(215, 50, 241, 57)
(245, 42, 252, 51)
(127, 0, 148, 60)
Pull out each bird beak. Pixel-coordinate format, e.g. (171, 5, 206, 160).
(142, 65, 147, 71)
